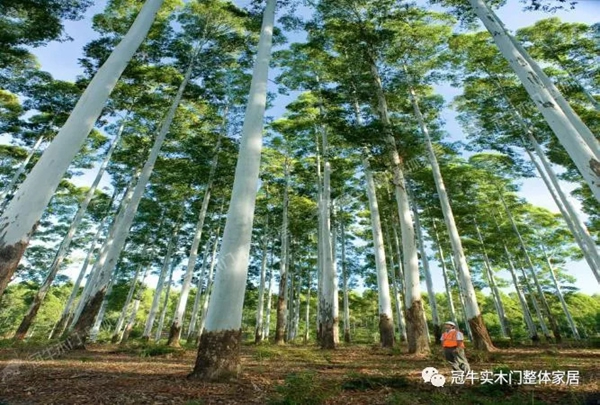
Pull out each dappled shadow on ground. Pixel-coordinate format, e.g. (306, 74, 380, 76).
(0, 342, 597, 404)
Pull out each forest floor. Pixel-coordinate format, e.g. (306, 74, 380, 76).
(0, 340, 598, 405)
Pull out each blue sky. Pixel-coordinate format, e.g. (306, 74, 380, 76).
(25, 0, 600, 296)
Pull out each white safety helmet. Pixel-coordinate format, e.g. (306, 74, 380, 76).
(444, 321, 456, 327)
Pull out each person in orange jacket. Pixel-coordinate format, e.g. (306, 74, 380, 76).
(440, 321, 470, 373)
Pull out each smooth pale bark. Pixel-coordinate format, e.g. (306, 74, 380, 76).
(448, 258, 473, 341)
(473, 219, 510, 339)
(186, 239, 212, 341)
(409, 191, 441, 341)
(69, 170, 141, 331)
(392, 225, 406, 297)
(331, 216, 340, 345)
(49, 215, 106, 340)
(540, 243, 580, 339)
(490, 75, 600, 280)
(363, 155, 395, 348)
(120, 265, 149, 345)
(77, 54, 197, 345)
(319, 161, 337, 349)
(385, 226, 407, 343)
(255, 235, 269, 343)
(168, 135, 222, 347)
(286, 255, 296, 342)
(340, 219, 351, 343)
(0, 0, 166, 298)
(14, 124, 125, 340)
(304, 271, 311, 344)
(155, 259, 176, 342)
(369, 62, 427, 354)
(197, 230, 220, 338)
(190, 0, 275, 380)
(430, 219, 458, 328)
(0, 134, 44, 208)
(527, 134, 600, 283)
(408, 86, 493, 351)
(89, 264, 121, 342)
(142, 226, 179, 340)
(503, 243, 538, 340)
(263, 247, 274, 340)
(275, 159, 290, 344)
(315, 130, 323, 343)
(111, 263, 143, 343)
(516, 256, 550, 339)
(469, 0, 600, 202)
(499, 193, 561, 342)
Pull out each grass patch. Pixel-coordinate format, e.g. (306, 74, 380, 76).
(268, 371, 339, 405)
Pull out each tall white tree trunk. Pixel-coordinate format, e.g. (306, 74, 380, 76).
(430, 220, 458, 328)
(0, 134, 45, 209)
(255, 234, 269, 343)
(110, 263, 142, 342)
(263, 248, 274, 340)
(0, 0, 166, 298)
(168, 134, 222, 347)
(190, 0, 276, 380)
(304, 271, 311, 344)
(275, 162, 290, 345)
(14, 123, 125, 340)
(198, 230, 220, 339)
(409, 189, 441, 341)
(70, 53, 197, 343)
(69, 170, 140, 331)
(517, 257, 550, 338)
(363, 154, 395, 347)
(49, 213, 107, 340)
(89, 264, 120, 342)
(540, 243, 580, 339)
(186, 238, 212, 341)
(469, 0, 600, 203)
(499, 193, 562, 342)
(142, 225, 179, 340)
(527, 133, 600, 283)
(340, 218, 351, 344)
(448, 257, 473, 341)
(502, 243, 538, 340)
(473, 220, 510, 339)
(369, 62, 427, 354)
(155, 259, 176, 342)
(408, 85, 493, 351)
(319, 160, 337, 349)
(491, 76, 600, 281)
(385, 226, 407, 343)
(120, 265, 149, 344)
(331, 215, 340, 345)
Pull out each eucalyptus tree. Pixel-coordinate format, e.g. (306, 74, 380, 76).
(316, 0, 433, 353)
(516, 18, 599, 111)
(432, 0, 600, 202)
(190, 0, 277, 380)
(0, 0, 177, 298)
(164, 0, 250, 348)
(451, 43, 600, 285)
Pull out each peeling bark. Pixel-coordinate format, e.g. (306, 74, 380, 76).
(167, 323, 182, 347)
(0, 228, 35, 299)
(405, 300, 429, 355)
(468, 314, 495, 352)
(379, 314, 394, 348)
(189, 329, 241, 381)
(67, 289, 105, 349)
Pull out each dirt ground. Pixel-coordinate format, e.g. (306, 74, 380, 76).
(0, 342, 598, 404)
